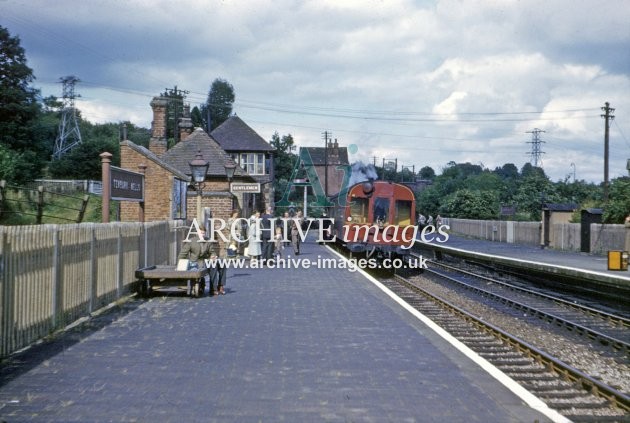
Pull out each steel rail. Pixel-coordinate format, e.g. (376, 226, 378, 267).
(420, 262, 630, 354)
(391, 273, 630, 414)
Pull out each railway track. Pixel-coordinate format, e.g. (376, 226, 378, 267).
(379, 271, 630, 422)
(420, 257, 630, 355)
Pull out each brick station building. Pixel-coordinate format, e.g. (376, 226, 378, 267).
(119, 95, 273, 226)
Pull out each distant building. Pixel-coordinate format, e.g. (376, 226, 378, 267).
(302, 139, 349, 197)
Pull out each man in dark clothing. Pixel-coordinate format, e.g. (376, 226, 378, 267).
(260, 206, 275, 262)
(206, 230, 226, 296)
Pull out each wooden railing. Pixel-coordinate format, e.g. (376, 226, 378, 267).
(0, 220, 186, 358)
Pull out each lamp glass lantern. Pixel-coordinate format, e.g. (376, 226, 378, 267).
(189, 151, 209, 186)
(224, 161, 237, 181)
(189, 150, 209, 224)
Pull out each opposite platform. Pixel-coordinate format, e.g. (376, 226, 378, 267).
(418, 234, 630, 298)
(1, 237, 558, 422)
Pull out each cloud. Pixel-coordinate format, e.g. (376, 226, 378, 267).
(1, 0, 629, 183)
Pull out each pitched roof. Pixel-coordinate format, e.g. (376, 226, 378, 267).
(161, 128, 246, 178)
(302, 146, 349, 166)
(543, 202, 578, 212)
(120, 140, 189, 180)
(211, 116, 274, 152)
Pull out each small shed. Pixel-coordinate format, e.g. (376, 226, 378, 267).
(580, 208, 603, 252)
(541, 202, 578, 247)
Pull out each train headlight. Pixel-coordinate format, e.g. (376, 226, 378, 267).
(362, 181, 374, 197)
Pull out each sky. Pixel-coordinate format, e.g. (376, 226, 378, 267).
(2, 0, 630, 183)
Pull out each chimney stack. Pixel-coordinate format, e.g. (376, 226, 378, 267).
(179, 103, 193, 142)
(149, 97, 168, 157)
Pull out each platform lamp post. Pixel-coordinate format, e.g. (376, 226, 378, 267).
(189, 150, 209, 224)
(224, 161, 237, 210)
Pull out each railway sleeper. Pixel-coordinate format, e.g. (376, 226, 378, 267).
(520, 379, 576, 389)
(501, 372, 558, 381)
(495, 363, 548, 373)
(545, 396, 609, 409)
(529, 389, 586, 398)
(485, 357, 534, 366)
(478, 351, 525, 359)
(473, 345, 515, 354)
(561, 413, 629, 422)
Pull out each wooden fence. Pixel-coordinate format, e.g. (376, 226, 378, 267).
(0, 220, 186, 359)
(447, 218, 627, 253)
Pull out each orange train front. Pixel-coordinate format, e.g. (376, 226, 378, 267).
(329, 180, 417, 259)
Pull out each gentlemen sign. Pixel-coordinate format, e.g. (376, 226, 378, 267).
(230, 182, 260, 193)
(111, 166, 144, 201)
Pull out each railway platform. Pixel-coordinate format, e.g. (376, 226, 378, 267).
(417, 234, 630, 297)
(0, 236, 560, 422)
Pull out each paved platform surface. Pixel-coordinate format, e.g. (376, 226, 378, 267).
(420, 235, 630, 284)
(1, 238, 553, 422)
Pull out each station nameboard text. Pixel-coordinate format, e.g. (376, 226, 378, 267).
(111, 166, 144, 201)
(230, 182, 260, 193)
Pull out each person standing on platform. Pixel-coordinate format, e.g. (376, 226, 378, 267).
(290, 209, 304, 255)
(274, 225, 284, 260)
(206, 229, 226, 296)
(418, 213, 426, 229)
(179, 225, 210, 269)
(247, 211, 262, 263)
(282, 211, 291, 248)
(260, 206, 275, 262)
(178, 225, 210, 294)
(227, 209, 242, 258)
(436, 214, 443, 227)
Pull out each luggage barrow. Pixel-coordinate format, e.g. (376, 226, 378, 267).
(135, 265, 208, 298)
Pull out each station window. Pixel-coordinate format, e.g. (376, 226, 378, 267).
(373, 197, 390, 224)
(349, 197, 369, 224)
(394, 200, 412, 226)
(240, 153, 266, 175)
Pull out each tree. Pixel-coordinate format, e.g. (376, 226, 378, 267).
(440, 189, 499, 220)
(201, 78, 235, 131)
(270, 132, 297, 179)
(48, 120, 120, 179)
(0, 25, 47, 183)
(190, 106, 204, 128)
(493, 163, 519, 180)
(603, 177, 630, 223)
(418, 166, 435, 180)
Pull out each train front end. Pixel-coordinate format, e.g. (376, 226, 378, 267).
(333, 181, 417, 259)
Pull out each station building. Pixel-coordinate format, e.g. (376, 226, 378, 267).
(119, 95, 274, 224)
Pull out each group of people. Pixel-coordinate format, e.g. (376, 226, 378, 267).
(246, 207, 303, 263)
(417, 213, 442, 228)
(178, 207, 305, 295)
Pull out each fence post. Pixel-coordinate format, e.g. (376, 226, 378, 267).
(0, 231, 13, 357)
(76, 195, 90, 223)
(117, 225, 123, 298)
(89, 224, 98, 313)
(0, 180, 5, 218)
(36, 186, 44, 224)
(51, 226, 61, 328)
(100, 152, 112, 223)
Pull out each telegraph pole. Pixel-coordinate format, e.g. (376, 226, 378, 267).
(163, 85, 189, 143)
(322, 131, 331, 198)
(601, 102, 615, 204)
